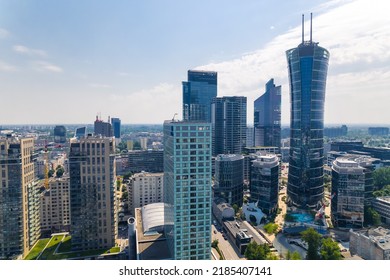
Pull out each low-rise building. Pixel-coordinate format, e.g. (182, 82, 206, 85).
(212, 198, 235, 224)
(372, 196, 390, 225)
(350, 227, 390, 260)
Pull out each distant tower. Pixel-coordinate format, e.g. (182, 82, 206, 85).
(212, 96, 247, 156)
(54, 125, 67, 143)
(253, 79, 281, 148)
(286, 13, 330, 208)
(94, 115, 113, 137)
(182, 70, 217, 122)
(111, 118, 121, 139)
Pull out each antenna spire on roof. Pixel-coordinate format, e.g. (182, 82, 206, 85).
(310, 13, 313, 43)
(302, 14, 304, 44)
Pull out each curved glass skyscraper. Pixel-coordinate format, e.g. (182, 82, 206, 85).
(286, 14, 330, 208)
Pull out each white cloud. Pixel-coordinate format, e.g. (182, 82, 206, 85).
(270, 26, 275, 30)
(0, 60, 17, 72)
(107, 83, 181, 123)
(89, 83, 112, 88)
(0, 28, 9, 38)
(117, 72, 132, 77)
(33, 61, 63, 73)
(13, 45, 47, 57)
(195, 0, 390, 124)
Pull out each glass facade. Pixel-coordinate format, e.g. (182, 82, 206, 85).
(253, 79, 281, 148)
(250, 154, 279, 215)
(163, 121, 212, 260)
(0, 138, 39, 260)
(212, 96, 247, 156)
(182, 70, 217, 122)
(69, 137, 117, 251)
(331, 157, 375, 228)
(286, 41, 329, 208)
(214, 154, 244, 207)
(111, 118, 121, 139)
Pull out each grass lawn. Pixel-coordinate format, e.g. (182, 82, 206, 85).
(26, 234, 121, 260)
(57, 235, 71, 253)
(39, 235, 65, 260)
(24, 238, 50, 260)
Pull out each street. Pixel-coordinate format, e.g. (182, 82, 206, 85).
(211, 224, 244, 260)
(273, 233, 307, 259)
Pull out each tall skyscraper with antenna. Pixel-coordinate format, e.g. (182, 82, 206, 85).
(286, 13, 330, 208)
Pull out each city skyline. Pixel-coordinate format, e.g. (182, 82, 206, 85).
(1, 0, 390, 126)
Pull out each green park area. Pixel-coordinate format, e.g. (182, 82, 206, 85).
(24, 234, 120, 260)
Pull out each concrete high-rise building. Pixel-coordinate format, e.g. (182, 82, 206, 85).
(0, 137, 40, 260)
(128, 172, 163, 215)
(140, 137, 148, 150)
(331, 156, 376, 228)
(69, 136, 117, 251)
(250, 154, 280, 215)
(163, 120, 212, 260)
(213, 154, 244, 207)
(111, 117, 121, 143)
(40, 176, 71, 234)
(253, 79, 281, 148)
(182, 70, 217, 122)
(286, 14, 330, 208)
(212, 96, 247, 156)
(54, 125, 67, 144)
(94, 116, 113, 137)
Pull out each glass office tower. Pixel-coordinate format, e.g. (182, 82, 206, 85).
(253, 79, 281, 148)
(111, 117, 121, 139)
(214, 154, 244, 207)
(182, 70, 217, 122)
(212, 96, 247, 156)
(163, 120, 212, 260)
(286, 14, 330, 208)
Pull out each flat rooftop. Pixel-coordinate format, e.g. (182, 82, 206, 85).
(223, 220, 266, 245)
(135, 208, 171, 260)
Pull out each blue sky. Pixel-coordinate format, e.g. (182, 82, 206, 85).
(1, 0, 389, 125)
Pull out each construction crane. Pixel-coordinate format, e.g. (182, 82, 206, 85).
(315, 193, 335, 220)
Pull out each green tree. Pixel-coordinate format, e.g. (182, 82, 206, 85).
(123, 172, 133, 180)
(211, 239, 219, 249)
(373, 167, 390, 189)
(133, 141, 141, 150)
(55, 166, 64, 178)
(232, 204, 239, 214)
(320, 238, 342, 260)
(364, 207, 381, 226)
(301, 228, 322, 260)
(117, 141, 127, 152)
(373, 185, 390, 197)
(286, 250, 301, 260)
(48, 169, 55, 178)
(324, 174, 331, 184)
(264, 223, 279, 235)
(244, 242, 271, 260)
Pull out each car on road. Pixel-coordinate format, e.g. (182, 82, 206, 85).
(213, 230, 217, 234)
